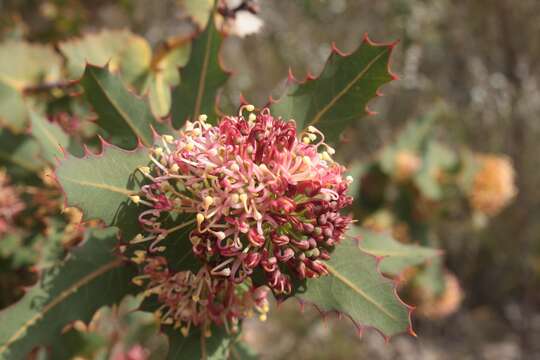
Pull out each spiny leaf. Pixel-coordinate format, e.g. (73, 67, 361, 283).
(0, 41, 62, 131)
(171, 16, 229, 128)
(0, 228, 137, 359)
(271, 35, 396, 144)
(59, 30, 152, 84)
(297, 238, 412, 338)
(56, 143, 149, 240)
(165, 326, 232, 360)
(80, 65, 155, 149)
(29, 111, 69, 164)
(351, 227, 440, 276)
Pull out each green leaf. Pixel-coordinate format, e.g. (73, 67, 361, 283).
(180, 0, 214, 29)
(297, 239, 412, 338)
(171, 16, 229, 128)
(56, 144, 149, 240)
(0, 41, 62, 131)
(29, 111, 69, 163)
(59, 30, 152, 84)
(80, 65, 155, 149)
(271, 36, 396, 144)
(414, 141, 457, 200)
(352, 227, 440, 276)
(165, 327, 232, 360)
(0, 128, 45, 178)
(414, 258, 446, 297)
(144, 43, 191, 118)
(379, 115, 436, 175)
(0, 228, 137, 359)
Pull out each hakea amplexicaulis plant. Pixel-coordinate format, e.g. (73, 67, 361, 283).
(127, 106, 353, 336)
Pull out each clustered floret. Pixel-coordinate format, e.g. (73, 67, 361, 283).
(130, 107, 352, 335)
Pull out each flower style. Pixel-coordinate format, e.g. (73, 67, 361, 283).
(130, 106, 353, 334)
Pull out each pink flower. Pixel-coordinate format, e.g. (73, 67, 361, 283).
(129, 106, 352, 334)
(133, 107, 352, 295)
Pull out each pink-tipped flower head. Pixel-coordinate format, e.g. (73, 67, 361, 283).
(130, 107, 352, 334)
(133, 107, 353, 295)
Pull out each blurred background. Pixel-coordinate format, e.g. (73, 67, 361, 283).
(1, 0, 540, 359)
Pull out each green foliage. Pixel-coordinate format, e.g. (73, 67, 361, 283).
(0, 7, 437, 358)
(181, 0, 215, 29)
(0, 41, 62, 132)
(56, 144, 149, 240)
(0, 228, 137, 359)
(297, 238, 411, 338)
(29, 111, 69, 163)
(352, 227, 440, 276)
(60, 30, 152, 84)
(0, 128, 44, 178)
(80, 65, 156, 149)
(271, 36, 395, 143)
(171, 17, 229, 128)
(60, 29, 191, 118)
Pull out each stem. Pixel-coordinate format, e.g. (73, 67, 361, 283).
(23, 79, 79, 95)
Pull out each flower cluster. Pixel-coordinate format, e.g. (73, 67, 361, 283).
(394, 150, 422, 181)
(0, 170, 24, 236)
(413, 271, 463, 320)
(130, 107, 353, 334)
(469, 154, 516, 216)
(133, 256, 269, 336)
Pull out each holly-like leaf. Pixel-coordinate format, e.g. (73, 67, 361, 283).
(29, 111, 69, 164)
(55, 143, 149, 240)
(0, 228, 137, 359)
(80, 65, 155, 149)
(271, 35, 396, 144)
(171, 16, 229, 128)
(59, 30, 152, 84)
(165, 327, 232, 360)
(296, 239, 412, 338)
(351, 227, 440, 276)
(0, 41, 62, 131)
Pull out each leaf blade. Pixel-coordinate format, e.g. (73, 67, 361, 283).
(352, 227, 440, 276)
(80, 65, 155, 148)
(171, 17, 228, 128)
(56, 144, 149, 240)
(297, 238, 412, 338)
(0, 228, 137, 359)
(29, 111, 69, 163)
(271, 36, 396, 144)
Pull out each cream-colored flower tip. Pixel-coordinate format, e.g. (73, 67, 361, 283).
(469, 154, 517, 216)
